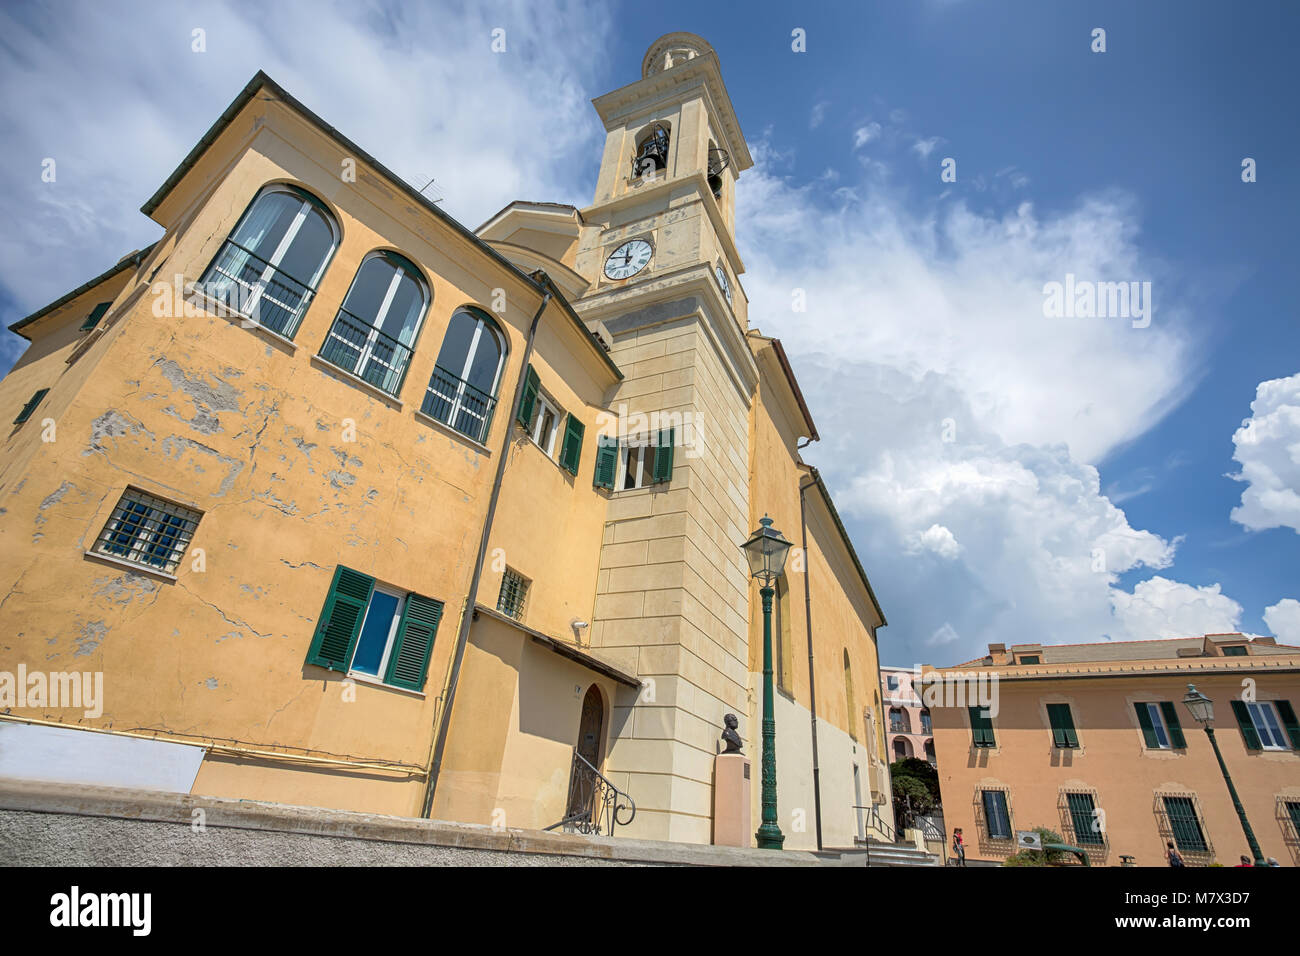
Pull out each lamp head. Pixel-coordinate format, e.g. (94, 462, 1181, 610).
(1182, 683, 1214, 727)
(742, 514, 793, 584)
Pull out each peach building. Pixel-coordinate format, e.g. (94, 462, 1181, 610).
(928, 634, 1300, 865)
(881, 664, 935, 765)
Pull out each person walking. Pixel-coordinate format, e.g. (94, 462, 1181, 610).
(1166, 841, 1184, 867)
(952, 827, 966, 867)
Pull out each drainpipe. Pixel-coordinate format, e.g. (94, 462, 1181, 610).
(422, 278, 553, 818)
(798, 474, 823, 851)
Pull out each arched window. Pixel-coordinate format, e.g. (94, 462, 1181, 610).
(421, 307, 506, 443)
(920, 708, 932, 735)
(199, 184, 338, 338)
(843, 649, 858, 742)
(893, 736, 912, 761)
(321, 251, 428, 396)
(889, 707, 912, 734)
(924, 739, 936, 764)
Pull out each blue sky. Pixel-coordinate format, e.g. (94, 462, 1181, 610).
(1, 0, 1297, 667)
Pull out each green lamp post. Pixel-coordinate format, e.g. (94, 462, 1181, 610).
(742, 514, 793, 850)
(1181, 683, 1265, 866)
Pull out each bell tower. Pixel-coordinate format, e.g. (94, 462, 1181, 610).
(574, 34, 762, 845)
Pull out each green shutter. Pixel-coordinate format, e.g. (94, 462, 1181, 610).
(559, 413, 585, 476)
(1231, 699, 1262, 750)
(593, 435, 618, 489)
(1136, 703, 1159, 748)
(13, 388, 49, 425)
(1047, 703, 1079, 749)
(515, 364, 539, 428)
(652, 426, 675, 484)
(79, 302, 111, 331)
(1159, 701, 1187, 749)
(305, 566, 374, 672)
(384, 593, 443, 691)
(1274, 700, 1300, 749)
(969, 705, 994, 748)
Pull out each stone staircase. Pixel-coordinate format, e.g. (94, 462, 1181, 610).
(854, 837, 941, 867)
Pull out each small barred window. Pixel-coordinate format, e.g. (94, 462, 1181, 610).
(94, 488, 201, 575)
(497, 568, 529, 621)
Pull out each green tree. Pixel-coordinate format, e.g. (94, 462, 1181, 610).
(889, 756, 942, 830)
(1002, 827, 1067, 866)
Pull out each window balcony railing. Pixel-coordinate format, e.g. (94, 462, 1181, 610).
(200, 239, 315, 339)
(421, 365, 497, 444)
(319, 307, 413, 397)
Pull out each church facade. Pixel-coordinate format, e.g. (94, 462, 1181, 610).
(0, 33, 891, 850)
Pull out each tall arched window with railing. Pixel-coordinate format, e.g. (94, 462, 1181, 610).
(320, 251, 428, 396)
(421, 307, 506, 443)
(199, 184, 338, 339)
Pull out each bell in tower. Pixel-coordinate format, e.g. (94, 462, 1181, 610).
(632, 123, 670, 179)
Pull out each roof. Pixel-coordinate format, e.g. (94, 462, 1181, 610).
(473, 604, 640, 687)
(8, 244, 157, 339)
(474, 201, 581, 235)
(137, 71, 620, 381)
(951, 633, 1300, 668)
(801, 466, 886, 627)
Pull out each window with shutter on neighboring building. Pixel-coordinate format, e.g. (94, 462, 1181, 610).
(1162, 795, 1208, 852)
(968, 705, 995, 748)
(497, 567, 529, 621)
(93, 488, 202, 575)
(981, 789, 1012, 840)
(1047, 702, 1080, 749)
(305, 566, 442, 692)
(1066, 792, 1104, 845)
(1233, 700, 1297, 751)
(13, 388, 50, 425)
(1135, 701, 1186, 749)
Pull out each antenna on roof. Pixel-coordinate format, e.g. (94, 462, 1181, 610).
(415, 174, 444, 204)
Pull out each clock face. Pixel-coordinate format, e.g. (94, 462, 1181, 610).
(715, 264, 732, 304)
(604, 239, 653, 280)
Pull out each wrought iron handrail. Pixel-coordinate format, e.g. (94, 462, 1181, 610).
(199, 238, 315, 338)
(421, 365, 498, 444)
(320, 306, 414, 397)
(853, 804, 896, 843)
(545, 751, 636, 837)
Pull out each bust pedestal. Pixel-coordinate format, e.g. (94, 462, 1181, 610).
(712, 752, 751, 847)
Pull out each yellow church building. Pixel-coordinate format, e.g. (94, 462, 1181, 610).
(0, 33, 892, 851)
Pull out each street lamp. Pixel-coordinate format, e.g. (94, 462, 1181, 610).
(1181, 684, 1265, 866)
(741, 515, 793, 850)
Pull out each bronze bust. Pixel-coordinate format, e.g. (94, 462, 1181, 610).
(721, 713, 743, 754)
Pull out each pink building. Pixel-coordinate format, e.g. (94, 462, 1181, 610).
(880, 665, 935, 766)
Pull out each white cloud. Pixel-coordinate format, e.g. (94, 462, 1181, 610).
(912, 136, 941, 159)
(1264, 598, 1300, 643)
(852, 123, 882, 149)
(1229, 371, 1300, 534)
(1110, 577, 1243, 640)
(736, 143, 1219, 663)
(0, 0, 612, 369)
(809, 101, 830, 130)
(905, 523, 962, 559)
(928, 623, 961, 646)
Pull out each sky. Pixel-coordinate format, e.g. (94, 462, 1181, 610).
(1, 0, 1297, 669)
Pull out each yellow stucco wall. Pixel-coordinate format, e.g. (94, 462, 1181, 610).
(0, 90, 615, 819)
